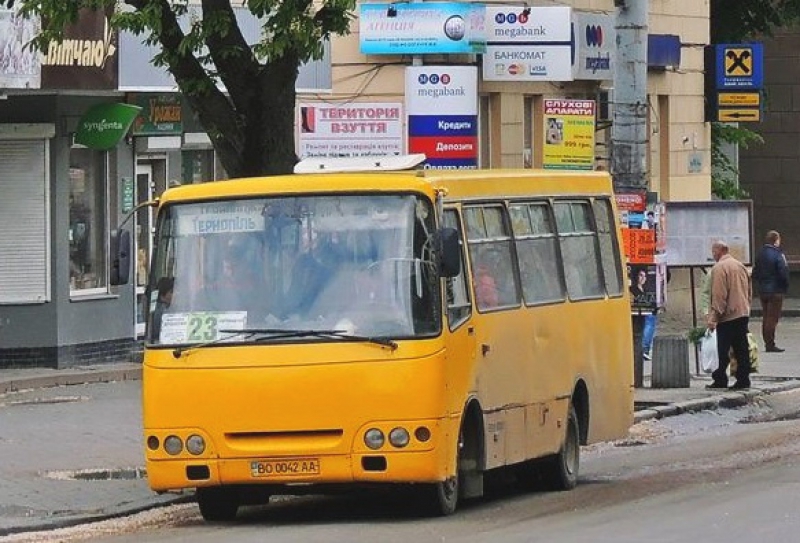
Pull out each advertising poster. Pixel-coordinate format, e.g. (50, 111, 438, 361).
(298, 102, 403, 158)
(617, 194, 668, 312)
(406, 66, 478, 169)
(542, 99, 596, 170)
(0, 6, 40, 89)
(627, 264, 658, 312)
(359, 3, 486, 55)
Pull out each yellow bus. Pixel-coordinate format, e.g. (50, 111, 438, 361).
(118, 157, 633, 521)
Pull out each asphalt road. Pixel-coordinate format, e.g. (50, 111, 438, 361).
(6, 389, 800, 543)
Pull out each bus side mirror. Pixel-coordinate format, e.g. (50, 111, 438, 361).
(439, 227, 461, 278)
(110, 229, 131, 286)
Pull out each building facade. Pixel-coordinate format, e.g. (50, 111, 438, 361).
(0, 1, 711, 368)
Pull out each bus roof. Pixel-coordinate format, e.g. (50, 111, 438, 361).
(158, 169, 613, 206)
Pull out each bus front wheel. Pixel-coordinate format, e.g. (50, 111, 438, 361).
(197, 486, 239, 522)
(423, 473, 459, 516)
(542, 405, 580, 491)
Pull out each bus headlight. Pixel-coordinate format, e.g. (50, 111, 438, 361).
(389, 427, 410, 448)
(364, 428, 385, 450)
(186, 435, 206, 455)
(164, 435, 183, 455)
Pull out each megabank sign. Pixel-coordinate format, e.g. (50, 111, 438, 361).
(572, 11, 615, 80)
(405, 66, 478, 169)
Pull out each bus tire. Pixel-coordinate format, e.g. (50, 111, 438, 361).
(197, 486, 239, 522)
(542, 404, 580, 491)
(423, 473, 459, 516)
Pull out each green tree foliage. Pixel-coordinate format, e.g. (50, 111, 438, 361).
(711, 0, 800, 42)
(7, 0, 355, 177)
(710, 1, 800, 199)
(711, 123, 763, 199)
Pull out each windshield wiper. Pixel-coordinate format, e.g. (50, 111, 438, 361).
(221, 328, 398, 351)
(171, 330, 259, 359)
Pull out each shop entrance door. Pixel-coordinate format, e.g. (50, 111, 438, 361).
(134, 158, 167, 337)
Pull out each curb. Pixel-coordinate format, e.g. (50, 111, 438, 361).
(0, 367, 142, 395)
(633, 379, 800, 423)
(0, 494, 192, 538)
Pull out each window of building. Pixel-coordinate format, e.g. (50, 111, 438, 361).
(181, 149, 216, 184)
(554, 200, 604, 299)
(464, 204, 520, 311)
(69, 147, 109, 295)
(509, 201, 566, 304)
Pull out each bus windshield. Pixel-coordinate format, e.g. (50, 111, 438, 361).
(146, 193, 441, 346)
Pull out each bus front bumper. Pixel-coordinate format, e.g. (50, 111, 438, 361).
(147, 449, 450, 492)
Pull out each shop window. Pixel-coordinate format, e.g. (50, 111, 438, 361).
(69, 147, 108, 294)
(182, 149, 215, 183)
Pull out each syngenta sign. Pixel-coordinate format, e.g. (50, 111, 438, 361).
(75, 103, 142, 150)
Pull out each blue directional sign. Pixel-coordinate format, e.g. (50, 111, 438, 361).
(715, 43, 763, 90)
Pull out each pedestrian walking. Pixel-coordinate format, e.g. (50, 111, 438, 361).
(752, 230, 789, 352)
(705, 240, 752, 390)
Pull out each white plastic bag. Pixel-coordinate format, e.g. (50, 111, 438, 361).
(700, 329, 719, 374)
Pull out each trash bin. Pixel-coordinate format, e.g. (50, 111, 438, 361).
(651, 335, 690, 388)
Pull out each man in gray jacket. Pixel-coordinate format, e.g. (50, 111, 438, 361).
(753, 230, 790, 352)
(706, 240, 752, 390)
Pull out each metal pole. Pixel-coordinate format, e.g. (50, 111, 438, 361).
(612, 0, 649, 388)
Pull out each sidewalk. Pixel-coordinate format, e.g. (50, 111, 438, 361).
(1, 318, 800, 537)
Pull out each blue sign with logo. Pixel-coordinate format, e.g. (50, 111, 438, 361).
(715, 43, 764, 89)
(359, 3, 486, 55)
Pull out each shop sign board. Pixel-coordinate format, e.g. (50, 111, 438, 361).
(298, 102, 404, 158)
(359, 3, 486, 55)
(483, 6, 573, 82)
(406, 66, 478, 170)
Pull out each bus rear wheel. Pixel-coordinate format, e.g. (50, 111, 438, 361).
(197, 486, 239, 522)
(542, 405, 580, 490)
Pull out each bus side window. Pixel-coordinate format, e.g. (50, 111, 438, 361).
(443, 209, 471, 328)
(464, 205, 521, 311)
(509, 202, 566, 304)
(592, 199, 624, 296)
(554, 200, 605, 299)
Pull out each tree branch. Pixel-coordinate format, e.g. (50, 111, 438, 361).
(200, 0, 260, 113)
(129, 0, 245, 166)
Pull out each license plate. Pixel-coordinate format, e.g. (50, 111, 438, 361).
(250, 458, 320, 478)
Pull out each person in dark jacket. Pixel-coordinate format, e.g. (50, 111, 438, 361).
(752, 230, 790, 352)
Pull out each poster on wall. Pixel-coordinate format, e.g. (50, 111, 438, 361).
(542, 99, 596, 170)
(0, 6, 40, 89)
(298, 102, 404, 158)
(617, 194, 668, 312)
(406, 66, 478, 169)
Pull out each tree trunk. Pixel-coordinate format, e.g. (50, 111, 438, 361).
(211, 54, 300, 178)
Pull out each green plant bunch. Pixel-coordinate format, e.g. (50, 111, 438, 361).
(687, 326, 708, 345)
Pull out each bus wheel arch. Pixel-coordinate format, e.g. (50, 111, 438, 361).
(459, 398, 485, 500)
(572, 379, 590, 445)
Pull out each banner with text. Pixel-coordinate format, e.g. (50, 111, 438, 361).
(542, 98, 596, 170)
(483, 6, 573, 82)
(406, 66, 478, 169)
(298, 102, 404, 158)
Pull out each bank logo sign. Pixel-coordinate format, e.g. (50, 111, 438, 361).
(483, 6, 573, 82)
(572, 11, 615, 81)
(406, 66, 478, 170)
(359, 3, 486, 55)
